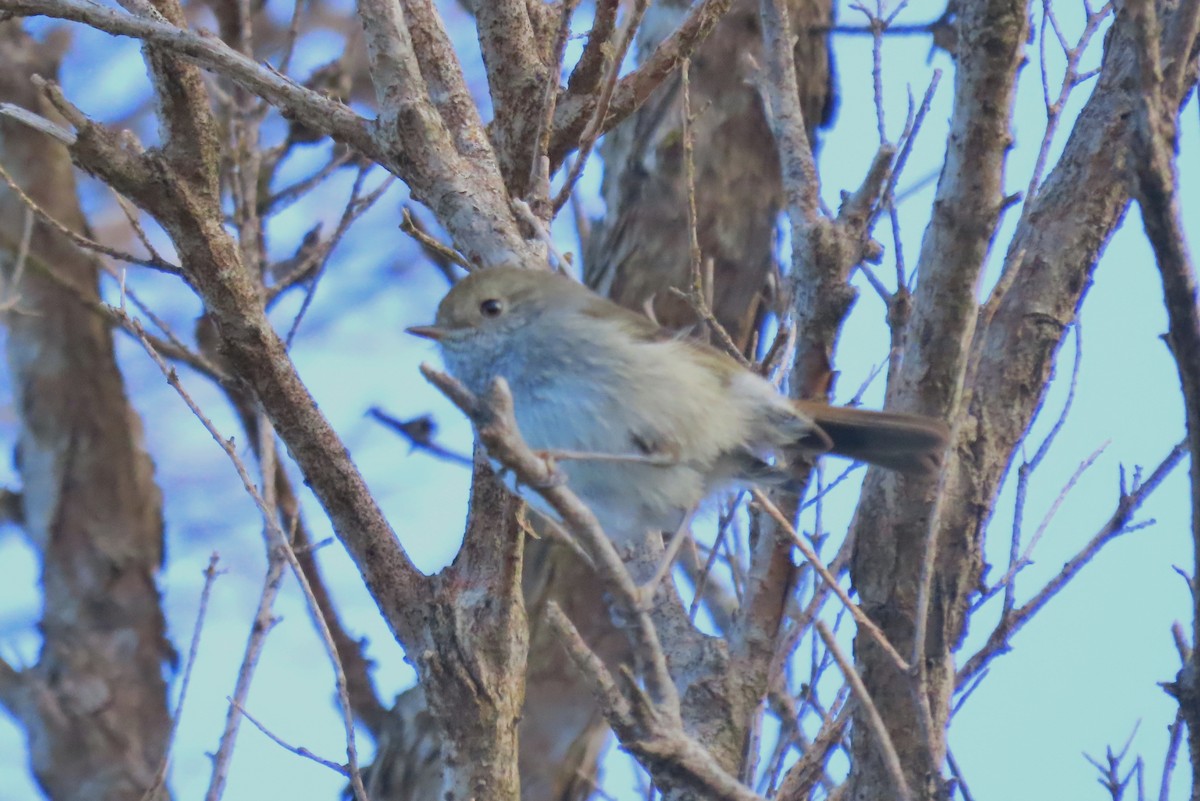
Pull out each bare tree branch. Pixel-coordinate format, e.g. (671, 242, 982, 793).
(957, 440, 1188, 688)
(420, 365, 679, 715)
(473, 0, 548, 190)
(751, 489, 910, 673)
(1126, 0, 1200, 788)
(145, 554, 223, 797)
(847, 0, 1031, 795)
(121, 316, 372, 801)
(546, 603, 769, 801)
(399, 0, 494, 159)
(550, 0, 736, 166)
(815, 622, 911, 801)
(0, 0, 380, 154)
(567, 0, 620, 97)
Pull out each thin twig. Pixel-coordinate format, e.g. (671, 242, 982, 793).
(529, 0, 581, 218)
(1022, 1, 1114, 208)
(228, 698, 350, 776)
(847, 0, 889, 144)
(0, 101, 76, 143)
(545, 603, 770, 801)
(688, 493, 744, 626)
(8, 235, 225, 380)
(958, 440, 1189, 688)
(767, 535, 854, 687)
(262, 148, 357, 216)
(512, 197, 571, 271)
(111, 190, 169, 267)
(946, 747, 977, 801)
(878, 70, 941, 215)
(120, 312, 369, 801)
(999, 321, 1084, 612)
(206, 546, 286, 801)
(1158, 709, 1184, 801)
(992, 438, 1108, 609)
(774, 694, 850, 798)
(672, 58, 753, 365)
(552, 0, 736, 166)
(815, 621, 912, 801)
(284, 169, 395, 345)
(398, 206, 473, 275)
(0, 206, 33, 312)
(545, 601, 634, 724)
(275, 0, 307, 76)
(553, 0, 651, 212)
(751, 489, 910, 672)
(142, 554, 223, 801)
(258, 417, 370, 801)
(640, 515, 694, 605)
(681, 58, 702, 294)
(0, 161, 179, 272)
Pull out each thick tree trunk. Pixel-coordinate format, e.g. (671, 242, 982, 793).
(848, 3, 1200, 799)
(0, 23, 173, 801)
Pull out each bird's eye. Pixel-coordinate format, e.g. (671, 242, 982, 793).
(479, 298, 504, 318)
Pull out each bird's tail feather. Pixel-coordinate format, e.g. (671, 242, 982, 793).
(791, 403, 950, 475)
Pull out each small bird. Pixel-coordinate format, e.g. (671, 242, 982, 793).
(409, 267, 948, 542)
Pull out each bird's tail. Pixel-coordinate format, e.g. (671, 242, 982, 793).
(791, 402, 950, 476)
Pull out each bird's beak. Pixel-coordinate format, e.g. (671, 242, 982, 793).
(406, 325, 447, 341)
